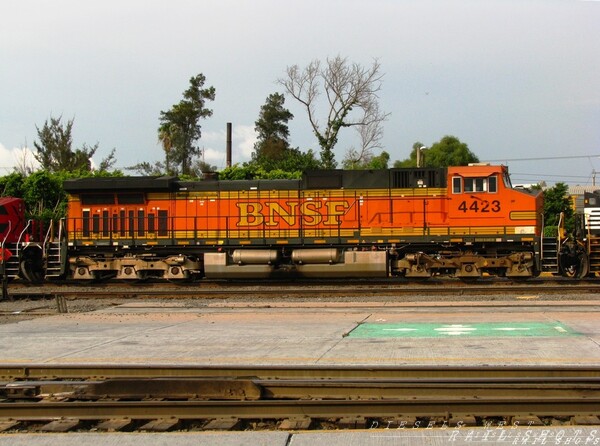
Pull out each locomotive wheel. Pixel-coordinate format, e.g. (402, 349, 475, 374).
(20, 259, 44, 284)
(559, 248, 589, 279)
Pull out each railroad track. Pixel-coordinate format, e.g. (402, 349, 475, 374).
(6, 278, 600, 300)
(0, 366, 599, 431)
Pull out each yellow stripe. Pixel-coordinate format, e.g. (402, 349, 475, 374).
(146, 193, 173, 200)
(72, 226, 531, 242)
(390, 188, 446, 197)
(212, 188, 450, 200)
(510, 211, 537, 220)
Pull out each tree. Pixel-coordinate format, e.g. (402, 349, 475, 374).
(394, 136, 479, 168)
(278, 56, 389, 169)
(190, 159, 217, 177)
(126, 161, 167, 176)
(253, 93, 294, 164)
(367, 151, 390, 170)
(13, 145, 38, 176)
(543, 183, 574, 232)
(159, 74, 215, 175)
(0, 172, 25, 198)
(247, 92, 320, 175)
(343, 150, 390, 170)
(21, 171, 68, 224)
(342, 102, 386, 169)
(33, 116, 116, 173)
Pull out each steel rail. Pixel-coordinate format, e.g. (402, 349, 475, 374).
(8, 284, 600, 299)
(1, 367, 599, 423)
(6, 275, 600, 298)
(2, 365, 600, 380)
(0, 398, 599, 420)
(4, 378, 600, 401)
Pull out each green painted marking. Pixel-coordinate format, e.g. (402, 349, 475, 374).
(349, 322, 579, 338)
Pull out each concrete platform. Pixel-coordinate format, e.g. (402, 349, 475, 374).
(0, 300, 599, 366)
(1, 427, 600, 445)
(1, 300, 599, 444)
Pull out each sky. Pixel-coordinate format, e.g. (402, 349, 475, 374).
(1, 0, 599, 186)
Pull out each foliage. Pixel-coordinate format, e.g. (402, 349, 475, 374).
(0, 172, 26, 198)
(158, 74, 215, 176)
(127, 159, 216, 179)
(247, 145, 320, 174)
(343, 151, 390, 170)
(21, 171, 68, 224)
(543, 183, 574, 233)
(126, 161, 168, 176)
(279, 56, 389, 169)
(246, 93, 321, 176)
(33, 115, 116, 173)
(394, 136, 479, 168)
(367, 151, 390, 170)
(191, 159, 217, 177)
(1, 170, 123, 229)
(218, 164, 304, 180)
(543, 225, 558, 237)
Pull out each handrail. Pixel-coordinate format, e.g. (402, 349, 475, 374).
(540, 212, 545, 261)
(58, 218, 65, 242)
(557, 212, 564, 255)
(586, 214, 591, 255)
(16, 220, 33, 256)
(43, 219, 55, 258)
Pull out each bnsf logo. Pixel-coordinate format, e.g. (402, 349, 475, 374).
(236, 201, 351, 227)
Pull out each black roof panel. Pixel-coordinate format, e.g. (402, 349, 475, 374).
(63, 176, 178, 193)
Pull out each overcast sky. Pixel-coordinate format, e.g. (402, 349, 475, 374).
(1, 0, 599, 185)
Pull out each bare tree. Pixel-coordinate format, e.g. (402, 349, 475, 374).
(13, 144, 39, 176)
(343, 101, 386, 169)
(279, 56, 389, 169)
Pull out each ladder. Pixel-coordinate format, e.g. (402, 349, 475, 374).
(1, 243, 21, 279)
(587, 236, 600, 273)
(541, 237, 559, 273)
(44, 219, 67, 279)
(1, 220, 20, 279)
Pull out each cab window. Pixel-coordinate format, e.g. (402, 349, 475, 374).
(453, 175, 498, 194)
(452, 177, 462, 193)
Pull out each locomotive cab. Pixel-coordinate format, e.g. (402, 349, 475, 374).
(448, 164, 542, 237)
(438, 164, 543, 278)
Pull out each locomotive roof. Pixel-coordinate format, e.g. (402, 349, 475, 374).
(63, 176, 179, 192)
(63, 167, 449, 194)
(178, 179, 302, 191)
(0, 196, 23, 207)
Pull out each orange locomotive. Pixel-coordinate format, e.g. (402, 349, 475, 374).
(62, 164, 544, 281)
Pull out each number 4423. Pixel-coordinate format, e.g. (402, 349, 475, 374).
(458, 200, 501, 213)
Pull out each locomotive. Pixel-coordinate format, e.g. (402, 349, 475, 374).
(0, 164, 592, 283)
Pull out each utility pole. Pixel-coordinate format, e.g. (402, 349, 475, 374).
(416, 146, 427, 168)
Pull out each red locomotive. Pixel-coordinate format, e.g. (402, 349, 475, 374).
(1, 164, 590, 283)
